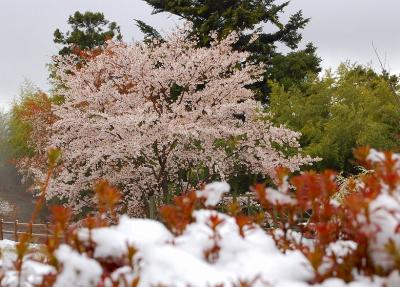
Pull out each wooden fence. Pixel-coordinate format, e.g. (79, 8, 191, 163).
(0, 219, 51, 243)
(0, 193, 258, 242)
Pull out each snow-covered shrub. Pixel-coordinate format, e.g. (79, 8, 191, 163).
(253, 148, 400, 282)
(2, 148, 400, 286)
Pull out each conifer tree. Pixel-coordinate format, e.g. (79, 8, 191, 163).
(54, 11, 122, 55)
(140, 0, 321, 101)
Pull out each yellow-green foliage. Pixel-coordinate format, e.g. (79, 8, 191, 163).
(7, 84, 52, 160)
(8, 87, 38, 159)
(269, 63, 400, 173)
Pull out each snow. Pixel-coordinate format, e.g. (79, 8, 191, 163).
(79, 215, 173, 259)
(196, 182, 231, 206)
(115, 215, 173, 246)
(0, 261, 55, 287)
(54, 245, 102, 287)
(124, 209, 314, 287)
(0, 210, 400, 286)
(366, 149, 386, 163)
(0, 240, 55, 287)
(265, 187, 297, 205)
(326, 240, 358, 259)
(368, 193, 400, 270)
(138, 244, 230, 287)
(367, 149, 400, 167)
(2, 161, 400, 286)
(0, 210, 312, 287)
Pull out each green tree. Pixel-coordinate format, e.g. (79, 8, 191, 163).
(135, 19, 163, 43)
(143, 0, 306, 47)
(54, 11, 122, 55)
(269, 63, 400, 173)
(140, 0, 321, 101)
(267, 43, 321, 91)
(7, 84, 53, 161)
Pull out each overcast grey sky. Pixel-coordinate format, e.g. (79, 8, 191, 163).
(0, 0, 399, 110)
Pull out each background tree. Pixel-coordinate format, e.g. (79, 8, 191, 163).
(7, 84, 54, 183)
(51, 11, 123, 99)
(267, 43, 321, 91)
(0, 110, 40, 221)
(135, 19, 163, 43)
(140, 0, 321, 101)
(269, 63, 400, 173)
(38, 26, 315, 216)
(54, 11, 122, 56)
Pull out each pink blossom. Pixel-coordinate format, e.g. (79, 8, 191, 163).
(31, 25, 315, 216)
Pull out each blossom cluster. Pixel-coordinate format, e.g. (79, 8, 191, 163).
(34, 25, 315, 215)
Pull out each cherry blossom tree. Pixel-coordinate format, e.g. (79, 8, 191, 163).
(40, 25, 315, 216)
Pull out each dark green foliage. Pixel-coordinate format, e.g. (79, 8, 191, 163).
(269, 63, 400, 173)
(140, 0, 321, 102)
(54, 11, 122, 55)
(143, 0, 306, 48)
(135, 19, 163, 43)
(268, 43, 322, 91)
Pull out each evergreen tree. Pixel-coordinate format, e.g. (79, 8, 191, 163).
(135, 19, 163, 43)
(140, 0, 321, 101)
(267, 43, 321, 91)
(54, 11, 122, 55)
(143, 0, 305, 47)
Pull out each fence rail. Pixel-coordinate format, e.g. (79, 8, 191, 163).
(1, 193, 258, 242)
(0, 219, 52, 243)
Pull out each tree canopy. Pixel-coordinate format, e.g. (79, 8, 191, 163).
(269, 63, 400, 173)
(143, 0, 306, 48)
(35, 27, 315, 216)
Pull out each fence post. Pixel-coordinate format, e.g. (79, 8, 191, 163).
(29, 222, 33, 237)
(46, 221, 50, 242)
(0, 219, 3, 240)
(14, 220, 18, 241)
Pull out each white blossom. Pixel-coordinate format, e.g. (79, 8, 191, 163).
(32, 25, 315, 216)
